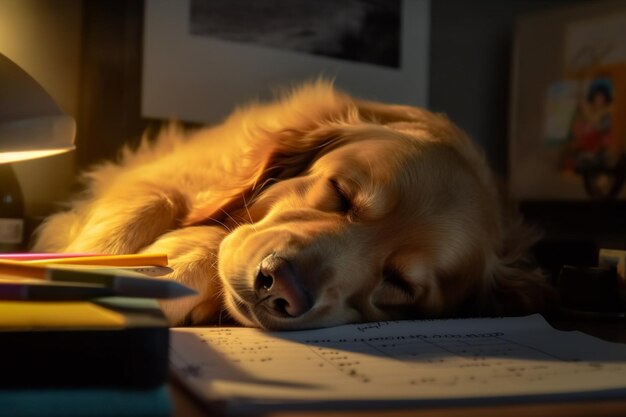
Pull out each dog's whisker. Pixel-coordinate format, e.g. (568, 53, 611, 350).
(255, 294, 272, 306)
(218, 208, 243, 229)
(205, 216, 233, 232)
(364, 154, 375, 192)
(240, 192, 257, 231)
(251, 177, 277, 200)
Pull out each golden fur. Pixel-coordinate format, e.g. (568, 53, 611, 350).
(34, 81, 553, 329)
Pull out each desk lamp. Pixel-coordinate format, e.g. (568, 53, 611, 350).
(0, 53, 76, 251)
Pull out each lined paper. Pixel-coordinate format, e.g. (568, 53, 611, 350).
(171, 315, 626, 413)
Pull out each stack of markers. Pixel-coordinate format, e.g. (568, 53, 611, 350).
(0, 253, 180, 417)
(0, 252, 195, 301)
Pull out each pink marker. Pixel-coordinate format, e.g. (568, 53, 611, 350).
(0, 253, 105, 261)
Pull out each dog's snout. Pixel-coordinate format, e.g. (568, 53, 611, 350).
(255, 254, 312, 317)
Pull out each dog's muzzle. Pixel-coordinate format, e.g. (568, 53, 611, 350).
(254, 253, 313, 318)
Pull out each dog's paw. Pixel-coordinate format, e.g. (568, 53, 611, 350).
(141, 225, 228, 325)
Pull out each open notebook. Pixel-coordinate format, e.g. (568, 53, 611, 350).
(170, 315, 626, 414)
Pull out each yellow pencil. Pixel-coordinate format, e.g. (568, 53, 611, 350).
(0, 260, 48, 279)
(23, 253, 169, 267)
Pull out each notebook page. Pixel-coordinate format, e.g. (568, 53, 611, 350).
(170, 315, 626, 413)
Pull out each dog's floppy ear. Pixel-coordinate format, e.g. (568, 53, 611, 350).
(486, 265, 556, 316)
(477, 205, 558, 316)
(183, 81, 353, 227)
(183, 134, 340, 227)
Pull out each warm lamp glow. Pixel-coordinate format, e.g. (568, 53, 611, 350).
(0, 53, 75, 163)
(0, 149, 71, 164)
(0, 115, 75, 164)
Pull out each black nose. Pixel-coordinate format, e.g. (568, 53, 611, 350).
(255, 254, 312, 317)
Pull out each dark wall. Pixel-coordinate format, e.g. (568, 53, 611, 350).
(76, 0, 148, 170)
(428, 0, 587, 175)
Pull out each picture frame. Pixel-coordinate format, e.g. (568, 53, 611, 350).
(141, 0, 430, 125)
(509, 0, 626, 200)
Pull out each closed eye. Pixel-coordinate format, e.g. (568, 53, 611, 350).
(329, 178, 352, 213)
(382, 266, 414, 298)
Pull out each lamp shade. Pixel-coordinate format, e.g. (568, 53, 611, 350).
(0, 53, 75, 164)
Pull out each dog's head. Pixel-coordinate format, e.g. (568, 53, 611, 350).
(188, 82, 553, 330)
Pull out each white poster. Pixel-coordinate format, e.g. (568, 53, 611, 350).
(142, 0, 429, 124)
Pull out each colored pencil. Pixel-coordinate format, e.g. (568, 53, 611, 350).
(50, 265, 174, 277)
(0, 282, 116, 301)
(0, 260, 48, 279)
(0, 260, 194, 299)
(48, 268, 195, 299)
(0, 253, 104, 261)
(24, 253, 169, 267)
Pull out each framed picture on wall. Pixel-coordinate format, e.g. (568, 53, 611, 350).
(141, 0, 430, 125)
(510, 1, 626, 200)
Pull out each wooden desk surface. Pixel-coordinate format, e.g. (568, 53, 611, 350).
(169, 316, 626, 417)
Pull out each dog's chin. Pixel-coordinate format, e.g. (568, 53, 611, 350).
(221, 291, 258, 327)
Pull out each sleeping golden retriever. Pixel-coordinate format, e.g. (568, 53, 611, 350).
(33, 81, 553, 330)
